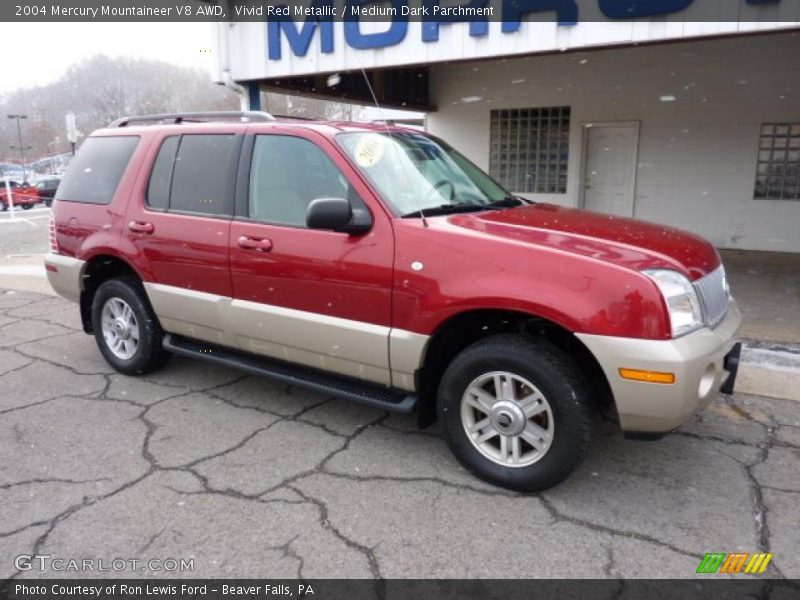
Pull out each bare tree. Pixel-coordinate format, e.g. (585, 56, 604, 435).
(263, 92, 367, 121)
(0, 55, 370, 170)
(0, 55, 239, 164)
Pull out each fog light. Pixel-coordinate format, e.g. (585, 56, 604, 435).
(619, 368, 676, 384)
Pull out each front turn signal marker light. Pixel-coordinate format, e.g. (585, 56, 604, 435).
(619, 368, 676, 384)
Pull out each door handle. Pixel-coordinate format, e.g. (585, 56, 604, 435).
(237, 235, 273, 253)
(128, 221, 155, 234)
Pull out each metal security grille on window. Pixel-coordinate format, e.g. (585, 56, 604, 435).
(489, 107, 570, 194)
(755, 123, 800, 201)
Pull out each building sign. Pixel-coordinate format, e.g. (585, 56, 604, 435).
(215, 0, 798, 81)
(267, 0, 785, 59)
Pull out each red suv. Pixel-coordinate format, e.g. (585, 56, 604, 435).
(1, 180, 42, 210)
(45, 112, 741, 491)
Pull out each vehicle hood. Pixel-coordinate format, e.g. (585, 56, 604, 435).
(446, 203, 720, 280)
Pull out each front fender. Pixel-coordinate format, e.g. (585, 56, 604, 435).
(392, 221, 671, 340)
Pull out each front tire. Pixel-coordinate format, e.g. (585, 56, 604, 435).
(438, 334, 595, 492)
(91, 277, 170, 375)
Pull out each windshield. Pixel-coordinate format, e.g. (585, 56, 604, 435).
(337, 131, 511, 217)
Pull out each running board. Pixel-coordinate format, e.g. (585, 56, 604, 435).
(162, 334, 417, 414)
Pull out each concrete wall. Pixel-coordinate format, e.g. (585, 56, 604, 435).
(427, 31, 800, 253)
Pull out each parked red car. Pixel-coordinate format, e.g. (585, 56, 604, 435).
(0, 180, 43, 210)
(45, 112, 741, 491)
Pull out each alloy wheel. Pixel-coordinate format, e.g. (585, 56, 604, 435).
(100, 297, 140, 360)
(460, 371, 555, 467)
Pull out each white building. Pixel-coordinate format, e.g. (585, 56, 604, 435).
(214, 2, 800, 253)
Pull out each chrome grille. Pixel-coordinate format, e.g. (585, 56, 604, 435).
(694, 265, 730, 329)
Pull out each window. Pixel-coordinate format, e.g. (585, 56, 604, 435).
(489, 107, 570, 194)
(169, 134, 238, 215)
(55, 136, 139, 204)
(755, 123, 800, 201)
(337, 131, 508, 217)
(146, 136, 179, 210)
(249, 135, 355, 227)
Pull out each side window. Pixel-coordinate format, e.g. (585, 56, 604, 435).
(169, 134, 237, 216)
(55, 136, 139, 205)
(146, 136, 179, 210)
(249, 135, 354, 227)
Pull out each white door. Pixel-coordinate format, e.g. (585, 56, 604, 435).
(582, 123, 639, 217)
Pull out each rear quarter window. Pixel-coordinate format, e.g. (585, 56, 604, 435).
(55, 136, 139, 205)
(147, 136, 179, 210)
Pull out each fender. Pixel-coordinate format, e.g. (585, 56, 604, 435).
(391, 219, 672, 341)
(78, 238, 152, 283)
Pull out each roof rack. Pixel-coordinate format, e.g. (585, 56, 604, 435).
(271, 114, 316, 121)
(108, 111, 275, 128)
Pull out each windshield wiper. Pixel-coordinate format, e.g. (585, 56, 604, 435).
(401, 203, 497, 219)
(489, 196, 529, 208)
(401, 196, 531, 219)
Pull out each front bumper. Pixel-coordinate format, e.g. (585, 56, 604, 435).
(576, 300, 742, 434)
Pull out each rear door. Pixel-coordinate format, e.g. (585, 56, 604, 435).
(229, 128, 396, 386)
(126, 130, 242, 346)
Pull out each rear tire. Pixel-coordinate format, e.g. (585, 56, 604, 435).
(91, 277, 170, 375)
(438, 334, 595, 492)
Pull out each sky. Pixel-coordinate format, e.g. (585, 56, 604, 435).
(0, 23, 216, 94)
(0, 21, 422, 121)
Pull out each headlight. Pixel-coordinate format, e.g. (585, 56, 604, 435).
(643, 269, 703, 338)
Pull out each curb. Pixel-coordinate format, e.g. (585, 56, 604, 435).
(737, 340, 800, 402)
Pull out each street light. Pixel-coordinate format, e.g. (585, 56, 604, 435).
(7, 114, 28, 182)
(10, 145, 32, 179)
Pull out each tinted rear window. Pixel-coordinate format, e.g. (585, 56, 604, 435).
(169, 134, 237, 215)
(55, 136, 139, 204)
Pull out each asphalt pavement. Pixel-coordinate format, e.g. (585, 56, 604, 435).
(0, 210, 799, 580)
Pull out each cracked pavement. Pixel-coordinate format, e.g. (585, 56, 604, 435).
(1, 288, 799, 581)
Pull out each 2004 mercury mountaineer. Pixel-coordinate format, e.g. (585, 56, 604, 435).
(45, 111, 742, 491)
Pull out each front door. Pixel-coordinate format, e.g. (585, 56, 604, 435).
(582, 122, 640, 217)
(229, 130, 395, 386)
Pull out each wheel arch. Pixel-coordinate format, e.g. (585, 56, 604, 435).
(415, 308, 615, 428)
(78, 254, 144, 333)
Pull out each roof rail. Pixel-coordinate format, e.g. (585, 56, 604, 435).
(108, 111, 275, 128)
(271, 114, 316, 121)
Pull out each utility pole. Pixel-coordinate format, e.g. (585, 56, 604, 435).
(10, 145, 32, 177)
(7, 114, 28, 182)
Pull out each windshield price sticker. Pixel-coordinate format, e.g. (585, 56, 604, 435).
(354, 134, 385, 168)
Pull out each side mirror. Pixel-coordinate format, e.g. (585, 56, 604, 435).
(306, 197, 372, 235)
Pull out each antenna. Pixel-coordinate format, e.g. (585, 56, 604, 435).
(347, 56, 430, 228)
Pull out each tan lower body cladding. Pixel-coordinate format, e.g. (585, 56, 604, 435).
(143, 282, 428, 392)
